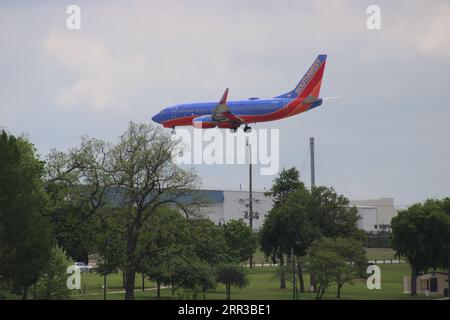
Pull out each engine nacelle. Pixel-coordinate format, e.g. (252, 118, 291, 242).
(192, 116, 216, 129)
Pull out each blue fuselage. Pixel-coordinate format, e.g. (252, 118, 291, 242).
(152, 98, 322, 128)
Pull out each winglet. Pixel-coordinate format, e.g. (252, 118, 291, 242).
(219, 88, 229, 105)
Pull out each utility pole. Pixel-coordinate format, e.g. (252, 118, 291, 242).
(248, 138, 254, 268)
(309, 137, 317, 293)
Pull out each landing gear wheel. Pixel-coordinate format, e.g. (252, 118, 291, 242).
(171, 127, 176, 135)
(230, 128, 238, 133)
(243, 125, 252, 133)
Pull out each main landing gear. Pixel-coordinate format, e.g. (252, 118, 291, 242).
(229, 125, 252, 133)
(171, 127, 176, 135)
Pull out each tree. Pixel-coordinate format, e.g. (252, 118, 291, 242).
(173, 260, 216, 300)
(305, 239, 337, 299)
(188, 219, 228, 266)
(391, 200, 450, 295)
(261, 186, 315, 292)
(34, 246, 73, 300)
(223, 219, 258, 264)
(330, 238, 367, 298)
(44, 180, 101, 263)
(264, 167, 302, 206)
(308, 186, 364, 241)
(215, 263, 248, 300)
(46, 122, 200, 300)
(305, 237, 366, 299)
(140, 207, 191, 298)
(0, 131, 52, 299)
(261, 181, 364, 293)
(307, 186, 365, 292)
(261, 167, 304, 289)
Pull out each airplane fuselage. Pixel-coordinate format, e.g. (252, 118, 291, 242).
(151, 54, 327, 130)
(152, 97, 323, 128)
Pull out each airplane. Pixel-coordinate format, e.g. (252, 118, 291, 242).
(152, 54, 327, 133)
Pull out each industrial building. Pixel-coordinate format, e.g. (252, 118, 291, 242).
(350, 198, 397, 232)
(198, 189, 398, 232)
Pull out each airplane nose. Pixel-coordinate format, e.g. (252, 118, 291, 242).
(152, 114, 161, 123)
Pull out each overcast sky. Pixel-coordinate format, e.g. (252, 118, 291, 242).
(1, 0, 450, 206)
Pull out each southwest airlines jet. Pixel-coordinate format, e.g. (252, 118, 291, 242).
(152, 55, 327, 133)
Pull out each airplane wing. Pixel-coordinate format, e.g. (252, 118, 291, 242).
(212, 88, 246, 126)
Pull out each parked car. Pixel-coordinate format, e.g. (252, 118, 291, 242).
(73, 262, 93, 273)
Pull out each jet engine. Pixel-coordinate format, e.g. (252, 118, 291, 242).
(192, 116, 216, 129)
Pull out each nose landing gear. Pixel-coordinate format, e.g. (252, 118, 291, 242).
(171, 127, 176, 135)
(243, 125, 252, 133)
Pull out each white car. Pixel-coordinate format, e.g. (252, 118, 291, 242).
(73, 262, 94, 273)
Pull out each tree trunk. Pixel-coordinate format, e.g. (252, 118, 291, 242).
(315, 284, 321, 300)
(319, 286, 326, 299)
(297, 262, 305, 293)
(310, 273, 317, 292)
(125, 222, 139, 300)
(171, 274, 175, 296)
(21, 286, 28, 300)
(157, 282, 161, 298)
(125, 266, 136, 300)
(337, 284, 342, 298)
(32, 283, 36, 300)
(411, 266, 418, 296)
(279, 254, 286, 289)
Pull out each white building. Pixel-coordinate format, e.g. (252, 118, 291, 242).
(199, 190, 398, 232)
(201, 190, 271, 230)
(350, 198, 397, 232)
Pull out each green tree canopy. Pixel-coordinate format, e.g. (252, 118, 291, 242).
(35, 245, 73, 300)
(223, 219, 258, 263)
(0, 131, 52, 299)
(139, 206, 191, 297)
(45, 122, 201, 300)
(173, 259, 216, 300)
(264, 167, 302, 206)
(188, 218, 227, 265)
(215, 263, 248, 300)
(305, 237, 367, 299)
(391, 199, 450, 295)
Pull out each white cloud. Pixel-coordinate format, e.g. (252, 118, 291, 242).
(43, 31, 147, 111)
(360, 2, 450, 61)
(416, 3, 450, 58)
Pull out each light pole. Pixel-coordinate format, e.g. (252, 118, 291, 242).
(247, 138, 254, 268)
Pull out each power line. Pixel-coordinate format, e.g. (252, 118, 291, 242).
(300, 142, 310, 180)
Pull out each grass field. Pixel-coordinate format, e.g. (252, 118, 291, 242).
(74, 263, 444, 300)
(249, 248, 397, 266)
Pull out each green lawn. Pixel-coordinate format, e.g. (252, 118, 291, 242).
(251, 248, 398, 265)
(74, 264, 444, 300)
(71, 272, 155, 300)
(365, 248, 397, 260)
